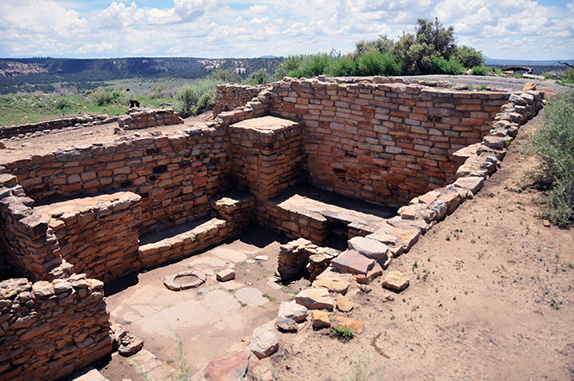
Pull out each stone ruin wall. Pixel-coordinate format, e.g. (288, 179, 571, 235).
(0, 277, 111, 380)
(212, 84, 265, 117)
(1, 127, 231, 236)
(0, 115, 119, 141)
(0, 76, 544, 380)
(266, 77, 508, 206)
(117, 109, 183, 130)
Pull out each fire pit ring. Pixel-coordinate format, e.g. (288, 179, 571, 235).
(164, 270, 206, 291)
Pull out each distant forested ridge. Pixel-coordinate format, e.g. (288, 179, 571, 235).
(0, 57, 284, 94)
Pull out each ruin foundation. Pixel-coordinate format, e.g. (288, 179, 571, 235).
(0, 76, 543, 380)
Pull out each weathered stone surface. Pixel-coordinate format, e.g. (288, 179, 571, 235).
(295, 288, 335, 310)
(118, 333, 144, 357)
(312, 278, 350, 294)
(335, 294, 354, 312)
(202, 350, 251, 381)
(347, 237, 389, 261)
(452, 176, 485, 195)
(234, 288, 269, 307)
(330, 250, 375, 276)
(312, 310, 331, 329)
(246, 357, 274, 381)
(278, 300, 308, 323)
(275, 316, 298, 332)
(383, 271, 410, 292)
(216, 268, 236, 282)
(355, 262, 383, 285)
(331, 316, 364, 334)
(249, 321, 279, 359)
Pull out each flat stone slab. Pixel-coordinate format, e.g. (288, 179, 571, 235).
(452, 176, 485, 195)
(312, 278, 350, 294)
(219, 280, 244, 291)
(383, 271, 410, 292)
(164, 270, 206, 291)
(234, 287, 269, 307)
(347, 237, 389, 260)
(295, 288, 334, 310)
(212, 248, 248, 263)
(330, 250, 375, 275)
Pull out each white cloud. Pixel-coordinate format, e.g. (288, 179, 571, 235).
(0, 0, 572, 59)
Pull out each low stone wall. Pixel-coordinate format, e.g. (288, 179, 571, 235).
(0, 174, 70, 282)
(0, 115, 118, 140)
(213, 84, 265, 117)
(117, 109, 183, 130)
(35, 192, 142, 282)
(0, 127, 231, 235)
(0, 276, 112, 380)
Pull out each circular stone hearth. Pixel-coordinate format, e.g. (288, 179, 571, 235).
(164, 270, 206, 291)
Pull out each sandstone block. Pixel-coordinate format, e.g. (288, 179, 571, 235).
(202, 350, 250, 381)
(336, 294, 354, 312)
(312, 279, 350, 294)
(347, 237, 389, 261)
(216, 268, 236, 282)
(295, 288, 334, 310)
(331, 316, 364, 334)
(383, 271, 410, 292)
(278, 301, 308, 323)
(330, 250, 374, 276)
(312, 310, 331, 329)
(249, 321, 279, 359)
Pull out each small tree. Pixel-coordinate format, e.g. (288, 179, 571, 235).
(454, 45, 485, 68)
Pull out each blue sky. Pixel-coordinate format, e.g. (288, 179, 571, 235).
(0, 0, 572, 60)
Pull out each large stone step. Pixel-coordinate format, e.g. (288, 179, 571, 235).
(139, 216, 229, 268)
(259, 185, 397, 245)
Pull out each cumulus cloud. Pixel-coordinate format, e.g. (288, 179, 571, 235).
(0, 0, 571, 59)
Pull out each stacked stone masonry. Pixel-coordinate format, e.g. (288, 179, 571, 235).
(0, 276, 112, 380)
(0, 76, 544, 380)
(212, 84, 265, 117)
(118, 109, 184, 130)
(35, 192, 142, 282)
(266, 77, 510, 206)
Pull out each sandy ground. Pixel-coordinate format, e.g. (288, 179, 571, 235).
(269, 112, 574, 380)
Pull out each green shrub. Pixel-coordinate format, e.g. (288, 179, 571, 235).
(356, 52, 402, 76)
(54, 96, 74, 110)
(173, 79, 218, 117)
(297, 53, 333, 78)
(430, 56, 464, 75)
(471, 66, 488, 76)
(332, 325, 354, 342)
(454, 45, 485, 68)
(88, 87, 127, 106)
(329, 57, 357, 77)
(528, 90, 574, 227)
